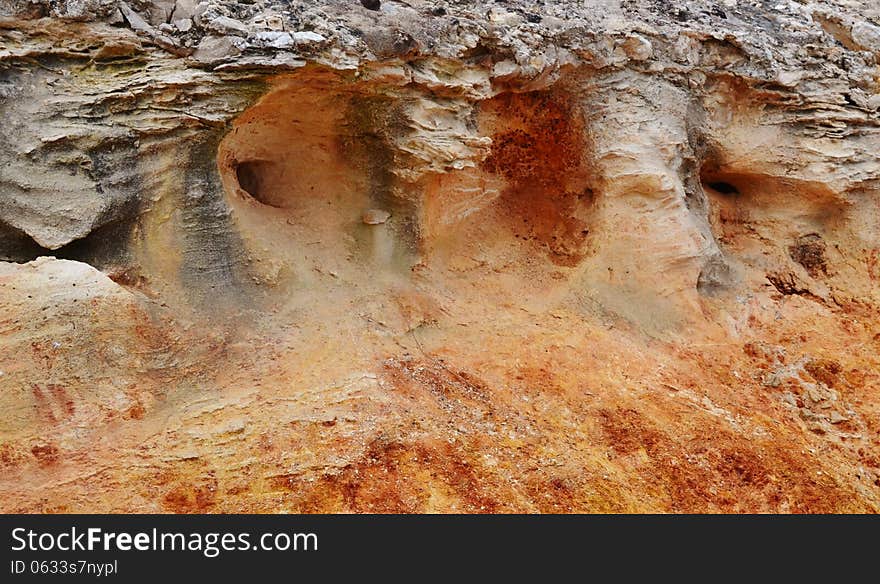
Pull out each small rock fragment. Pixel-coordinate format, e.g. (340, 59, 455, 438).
(254, 31, 295, 49)
(829, 411, 848, 425)
(622, 34, 653, 61)
(360, 0, 381, 11)
(207, 15, 250, 37)
(94, 39, 142, 59)
(117, 1, 189, 56)
(491, 59, 519, 79)
(293, 31, 327, 46)
(254, 13, 285, 31)
(146, 0, 176, 26)
(174, 18, 193, 33)
(488, 7, 523, 25)
(172, 0, 200, 20)
(117, 1, 152, 34)
(851, 22, 880, 53)
(362, 209, 391, 225)
(191, 2, 209, 26)
(193, 35, 241, 64)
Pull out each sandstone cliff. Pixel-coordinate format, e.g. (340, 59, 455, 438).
(1, 0, 879, 512)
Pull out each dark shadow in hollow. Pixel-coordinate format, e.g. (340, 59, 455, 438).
(235, 160, 284, 208)
(706, 181, 740, 195)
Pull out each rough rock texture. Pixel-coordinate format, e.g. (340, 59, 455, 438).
(1, 0, 879, 512)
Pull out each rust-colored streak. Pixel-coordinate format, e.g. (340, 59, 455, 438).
(31, 384, 57, 423)
(482, 91, 593, 266)
(30, 443, 59, 467)
(47, 384, 75, 417)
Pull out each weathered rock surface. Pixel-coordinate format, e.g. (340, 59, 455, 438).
(0, 0, 879, 512)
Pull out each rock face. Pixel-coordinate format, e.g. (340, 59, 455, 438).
(0, 0, 879, 512)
